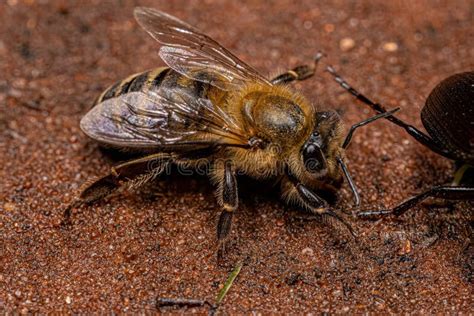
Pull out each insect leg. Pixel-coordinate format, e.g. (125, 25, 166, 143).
(295, 182, 329, 211)
(63, 153, 173, 224)
(282, 176, 355, 237)
(215, 161, 238, 242)
(358, 186, 474, 218)
(270, 52, 324, 85)
(299, 183, 356, 237)
(325, 65, 456, 160)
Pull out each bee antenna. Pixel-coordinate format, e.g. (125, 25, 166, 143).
(336, 157, 360, 208)
(342, 108, 400, 149)
(336, 108, 400, 209)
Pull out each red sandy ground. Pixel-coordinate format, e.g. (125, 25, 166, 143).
(0, 0, 472, 313)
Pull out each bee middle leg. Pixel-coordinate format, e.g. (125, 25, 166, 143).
(270, 52, 324, 85)
(63, 153, 173, 224)
(213, 160, 238, 244)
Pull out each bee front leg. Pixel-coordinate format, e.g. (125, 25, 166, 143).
(213, 161, 238, 242)
(295, 183, 329, 214)
(282, 177, 355, 237)
(270, 52, 324, 85)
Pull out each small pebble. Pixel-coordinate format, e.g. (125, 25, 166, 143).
(302, 247, 314, 256)
(383, 42, 398, 52)
(4, 202, 16, 212)
(340, 38, 355, 51)
(414, 33, 423, 41)
(324, 23, 335, 33)
(65, 296, 72, 304)
(400, 239, 412, 254)
(349, 18, 359, 27)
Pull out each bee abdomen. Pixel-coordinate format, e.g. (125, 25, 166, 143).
(94, 67, 171, 106)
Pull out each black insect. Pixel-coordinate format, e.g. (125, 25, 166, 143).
(326, 69, 473, 217)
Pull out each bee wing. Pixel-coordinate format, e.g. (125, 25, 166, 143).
(80, 91, 250, 149)
(134, 7, 271, 90)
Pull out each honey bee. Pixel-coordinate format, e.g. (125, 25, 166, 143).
(67, 7, 396, 242)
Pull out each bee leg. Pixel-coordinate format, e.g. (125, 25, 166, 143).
(296, 184, 355, 236)
(214, 161, 238, 255)
(270, 52, 324, 85)
(282, 177, 356, 237)
(63, 153, 172, 225)
(325, 65, 456, 160)
(358, 186, 474, 219)
(294, 182, 329, 212)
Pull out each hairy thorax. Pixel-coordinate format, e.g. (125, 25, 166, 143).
(224, 84, 315, 179)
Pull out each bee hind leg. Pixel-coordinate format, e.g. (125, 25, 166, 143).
(270, 52, 324, 85)
(62, 153, 173, 225)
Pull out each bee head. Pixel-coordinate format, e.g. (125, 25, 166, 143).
(296, 110, 344, 181)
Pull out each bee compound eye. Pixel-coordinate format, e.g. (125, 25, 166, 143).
(303, 144, 323, 173)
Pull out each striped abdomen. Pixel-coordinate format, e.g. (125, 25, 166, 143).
(95, 67, 227, 107)
(94, 67, 171, 106)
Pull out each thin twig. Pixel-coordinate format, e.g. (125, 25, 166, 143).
(155, 261, 244, 314)
(157, 297, 215, 308)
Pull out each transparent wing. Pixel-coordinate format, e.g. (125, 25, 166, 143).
(134, 7, 271, 90)
(80, 91, 251, 149)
